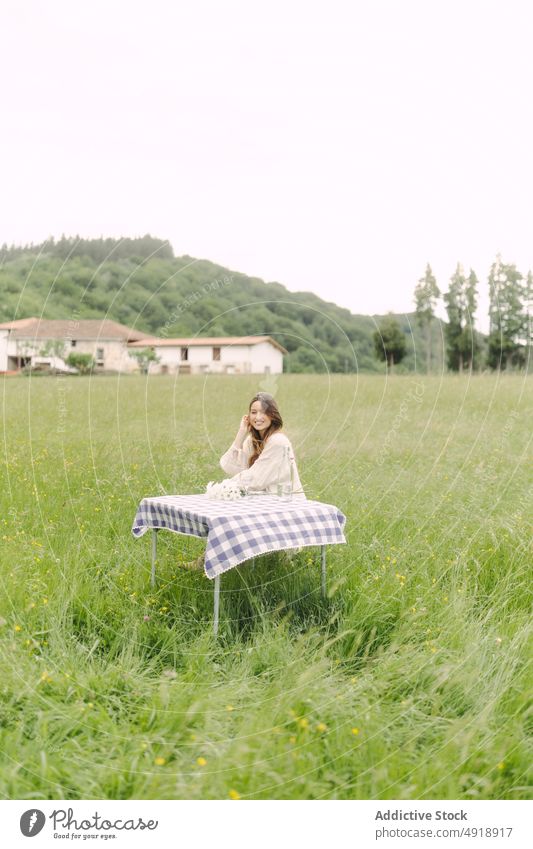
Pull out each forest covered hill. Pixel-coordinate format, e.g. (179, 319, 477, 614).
(0, 235, 453, 372)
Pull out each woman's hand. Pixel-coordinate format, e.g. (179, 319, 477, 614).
(234, 414, 250, 447)
(238, 414, 250, 434)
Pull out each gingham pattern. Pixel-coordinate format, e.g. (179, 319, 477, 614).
(132, 494, 347, 579)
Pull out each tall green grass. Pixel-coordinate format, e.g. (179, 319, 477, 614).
(0, 374, 531, 799)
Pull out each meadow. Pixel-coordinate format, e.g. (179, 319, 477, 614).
(0, 373, 531, 800)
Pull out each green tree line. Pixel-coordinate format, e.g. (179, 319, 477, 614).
(0, 237, 432, 374)
(2, 237, 530, 374)
(373, 257, 531, 373)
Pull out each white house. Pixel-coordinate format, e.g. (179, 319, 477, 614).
(127, 335, 287, 374)
(0, 318, 146, 372)
(0, 320, 287, 375)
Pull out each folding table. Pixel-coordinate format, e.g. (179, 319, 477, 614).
(131, 493, 347, 634)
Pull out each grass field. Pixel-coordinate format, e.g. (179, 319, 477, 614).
(0, 373, 531, 800)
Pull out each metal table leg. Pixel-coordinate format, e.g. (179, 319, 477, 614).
(213, 574, 221, 636)
(321, 545, 326, 599)
(151, 529, 158, 587)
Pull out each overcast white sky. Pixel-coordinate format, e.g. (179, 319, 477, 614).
(2, 0, 533, 332)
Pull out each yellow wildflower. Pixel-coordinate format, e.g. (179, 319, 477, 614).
(197, 757, 207, 766)
(154, 757, 166, 766)
(316, 723, 327, 733)
(229, 789, 240, 800)
(351, 727, 360, 735)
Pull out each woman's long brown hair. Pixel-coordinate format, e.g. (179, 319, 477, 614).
(247, 393, 283, 466)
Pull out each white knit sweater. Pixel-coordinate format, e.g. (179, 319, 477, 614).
(219, 432, 306, 499)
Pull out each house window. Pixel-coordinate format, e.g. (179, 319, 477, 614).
(96, 347, 104, 365)
(71, 340, 77, 347)
(212, 346, 221, 361)
(181, 347, 188, 361)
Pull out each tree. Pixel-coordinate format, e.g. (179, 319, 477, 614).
(525, 271, 533, 374)
(38, 339, 67, 375)
(66, 352, 94, 374)
(39, 339, 66, 359)
(462, 269, 480, 370)
(129, 348, 160, 375)
(488, 256, 527, 370)
(373, 315, 406, 372)
(443, 264, 479, 372)
(414, 263, 440, 373)
(443, 264, 464, 372)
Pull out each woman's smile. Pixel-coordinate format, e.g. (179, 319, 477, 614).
(249, 404, 272, 432)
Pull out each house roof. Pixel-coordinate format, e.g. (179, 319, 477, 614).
(128, 335, 288, 354)
(0, 318, 147, 342)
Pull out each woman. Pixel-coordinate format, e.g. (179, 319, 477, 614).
(219, 392, 305, 498)
(181, 392, 305, 570)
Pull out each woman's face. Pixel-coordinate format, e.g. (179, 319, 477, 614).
(249, 401, 272, 433)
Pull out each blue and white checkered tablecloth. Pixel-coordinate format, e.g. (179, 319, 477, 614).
(132, 494, 347, 579)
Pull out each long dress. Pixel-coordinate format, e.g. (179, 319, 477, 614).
(219, 431, 306, 499)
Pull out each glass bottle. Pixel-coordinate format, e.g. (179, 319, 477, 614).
(276, 445, 293, 501)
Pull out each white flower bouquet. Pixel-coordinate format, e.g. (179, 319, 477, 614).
(205, 479, 247, 500)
